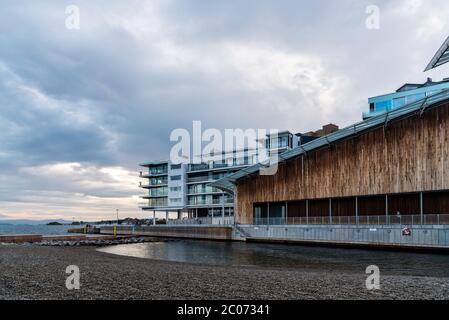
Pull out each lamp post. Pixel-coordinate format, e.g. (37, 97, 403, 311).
(116, 209, 119, 225)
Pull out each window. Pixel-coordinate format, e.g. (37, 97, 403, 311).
(170, 186, 182, 192)
(170, 198, 182, 204)
(407, 93, 425, 104)
(150, 187, 168, 197)
(149, 176, 167, 185)
(149, 164, 168, 175)
(369, 103, 375, 112)
(393, 97, 406, 109)
(170, 175, 181, 181)
(171, 164, 182, 170)
(375, 100, 391, 112)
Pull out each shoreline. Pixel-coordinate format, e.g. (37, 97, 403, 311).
(1, 244, 448, 300)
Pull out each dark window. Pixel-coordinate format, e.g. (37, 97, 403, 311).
(369, 103, 375, 112)
(171, 164, 182, 170)
(170, 175, 181, 181)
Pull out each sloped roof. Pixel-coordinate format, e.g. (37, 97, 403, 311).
(425, 36, 449, 71)
(211, 89, 449, 193)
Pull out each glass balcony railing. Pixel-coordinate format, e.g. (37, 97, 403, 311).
(147, 198, 168, 207)
(187, 186, 223, 195)
(187, 198, 234, 206)
(188, 163, 210, 172)
(187, 176, 212, 183)
(149, 168, 168, 175)
(149, 187, 168, 197)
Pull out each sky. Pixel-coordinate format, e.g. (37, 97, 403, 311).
(1, 0, 449, 221)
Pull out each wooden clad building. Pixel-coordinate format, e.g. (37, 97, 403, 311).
(230, 99, 449, 224)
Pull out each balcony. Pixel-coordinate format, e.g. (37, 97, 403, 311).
(187, 186, 223, 195)
(187, 198, 234, 206)
(187, 176, 213, 183)
(139, 180, 168, 188)
(140, 198, 168, 208)
(140, 165, 168, 177)
(188, 163, 210, 172)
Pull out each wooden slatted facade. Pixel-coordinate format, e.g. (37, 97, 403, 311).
(235, 101, 449, 224)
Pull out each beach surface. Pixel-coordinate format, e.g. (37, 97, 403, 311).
(1, 244, 448, 300)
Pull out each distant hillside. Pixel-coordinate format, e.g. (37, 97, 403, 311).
(0, 219, 72, 226)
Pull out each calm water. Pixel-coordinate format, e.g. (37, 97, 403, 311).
(0, 224, 73, 235)
(98, 240, 449, 277)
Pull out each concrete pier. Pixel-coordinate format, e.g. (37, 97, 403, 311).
(100, 224, 449, 252)
(238, 224, 449, 252)
(100, 225, 233, 241)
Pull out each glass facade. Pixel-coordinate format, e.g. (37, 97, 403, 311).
(149, 176, 168, 186)
(149, 187, 168, 197)
(149, 164, 168, 175)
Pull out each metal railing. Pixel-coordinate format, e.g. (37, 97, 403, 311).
(187, 198, 234, 206)
(167, 216, 235, 225)
(168, 217, 213, 225)
(254, 214, 449, 225)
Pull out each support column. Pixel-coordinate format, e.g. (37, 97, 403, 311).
(385, 195, 389, 224)
(329, 198, 332, 224)
(355, 196, 359, 224)
(285, 201, 288, 224)
(165, 211, 169, 223)
(306, 199, 309, 224)
(222, 193, 225, 223)
(153, 210, 156, 225)
(267, 202, 270, 225)
(420, 192, 424, 225)
(195, 208, 198, 219)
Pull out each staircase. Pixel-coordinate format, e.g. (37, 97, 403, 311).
(232, 225, 251, 241)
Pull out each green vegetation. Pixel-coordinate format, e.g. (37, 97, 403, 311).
(46, 221, 63, 226)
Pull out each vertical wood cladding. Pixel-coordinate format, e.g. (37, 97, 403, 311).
(235, 102, 449, 224)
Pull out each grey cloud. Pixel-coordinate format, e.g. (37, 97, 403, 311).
(1, 0, 449, 219)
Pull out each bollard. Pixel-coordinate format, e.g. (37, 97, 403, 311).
(114, 226, 117, 238)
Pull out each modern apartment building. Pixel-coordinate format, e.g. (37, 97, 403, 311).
(139, 125, 338, 223)
(363, 78, 449, 119)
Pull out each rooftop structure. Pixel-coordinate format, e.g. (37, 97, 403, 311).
(363, 78, 449, 119)
(212, 88, 449, 193)
(425, 36, 449, 71)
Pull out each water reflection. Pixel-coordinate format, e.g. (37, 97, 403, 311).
(98, 240, 449, 277)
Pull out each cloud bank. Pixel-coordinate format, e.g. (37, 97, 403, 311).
(1, 0, 448, 220)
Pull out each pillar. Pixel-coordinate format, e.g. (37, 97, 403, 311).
(153, 210, 156, 225)
(222, 193, 225, 221)
(267, 202, 270, 225)
(420, 192, 424, 224)
(355, 196, 359, 224)
(329, 198, 332, 224)
(306, 199, 309, 224)
(285, 201, 288, 224)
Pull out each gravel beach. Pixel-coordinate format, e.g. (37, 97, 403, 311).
(1, 243, 448, 300)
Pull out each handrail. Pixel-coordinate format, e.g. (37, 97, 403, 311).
(253, 214, 449, 226)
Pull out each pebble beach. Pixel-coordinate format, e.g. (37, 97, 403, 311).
(1, 244, 449, 300)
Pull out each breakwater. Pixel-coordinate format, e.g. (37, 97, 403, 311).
(101, 224, 449, 252)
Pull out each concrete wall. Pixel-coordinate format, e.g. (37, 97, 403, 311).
(239, 224, 449, 249)
(101, 225, 233, 241)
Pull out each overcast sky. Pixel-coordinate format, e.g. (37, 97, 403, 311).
(1, 0, 448, 221)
